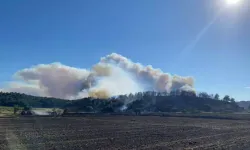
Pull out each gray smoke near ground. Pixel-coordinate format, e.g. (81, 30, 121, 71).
(32, 110, 50, 116)
(1, 53, 195, 99)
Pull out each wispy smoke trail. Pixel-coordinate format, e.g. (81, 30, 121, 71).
(32, 110, 50, 116)
(1, 53, 195, 99)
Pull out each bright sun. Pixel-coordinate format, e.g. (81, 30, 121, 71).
(226, 0, 241, 5)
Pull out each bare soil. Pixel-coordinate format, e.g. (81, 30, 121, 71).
(1, 116, 250, 150)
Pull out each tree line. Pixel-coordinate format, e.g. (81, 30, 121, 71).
(0, 92, 68, 108)
(65, 90, 240, 113)
(0, 91, 241, 113)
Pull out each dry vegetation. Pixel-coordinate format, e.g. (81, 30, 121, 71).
(0, 107, 18, 117)
(1, 116, 250, 150)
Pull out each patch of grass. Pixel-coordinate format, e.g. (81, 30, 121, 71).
(0, 106, 23, 117)
(0, 107, 63, 117)
(0, 106, 14, 117)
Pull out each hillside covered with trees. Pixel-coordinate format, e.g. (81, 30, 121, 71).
(0, 92, 69, 108)
(0, 91, 242, 113)
(65, 91, 241, 113)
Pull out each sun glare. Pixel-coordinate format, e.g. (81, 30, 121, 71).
(226, 0, 241, 5)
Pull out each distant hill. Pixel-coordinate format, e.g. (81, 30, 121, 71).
(66, 91, 242, 113)
(0, 91, 242, 113)
(0, 92, 69, 108)
(237, 101, 250, 110)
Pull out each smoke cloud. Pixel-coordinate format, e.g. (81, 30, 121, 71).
(1, 53, 195, 99)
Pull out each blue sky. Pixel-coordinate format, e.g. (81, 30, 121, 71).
(0, 0, 249, 100)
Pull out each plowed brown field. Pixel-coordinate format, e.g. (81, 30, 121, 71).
(1, 116, 250, 150)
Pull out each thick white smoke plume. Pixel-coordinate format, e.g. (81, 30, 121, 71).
(1, 53, 194, 99)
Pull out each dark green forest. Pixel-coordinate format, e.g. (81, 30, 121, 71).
(0, 91, 242, 113)
(0, 92, 68, 108)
